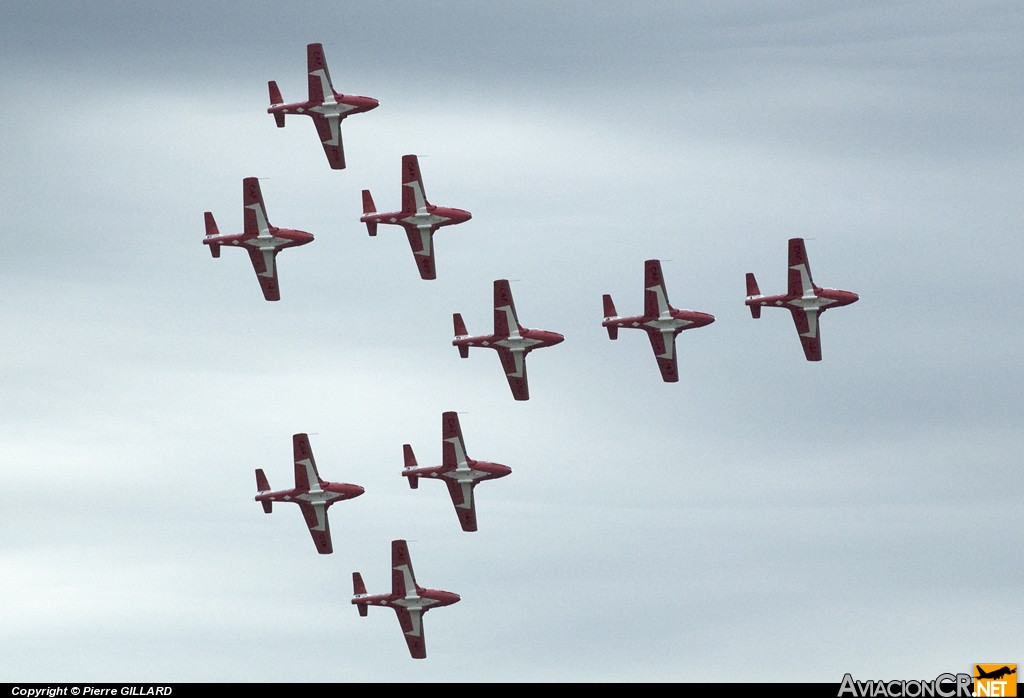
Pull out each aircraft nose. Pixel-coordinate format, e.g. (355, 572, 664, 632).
(701, 312, 716, 326)
(549, 332, 565, 346)
(847, 291, 860, 304)
(459, 209, 472, 222)
(365, 96, 380, 110)
(351, 484, 366, 498)
(497, 464, 512, 478)
(445, 591, 461, 605)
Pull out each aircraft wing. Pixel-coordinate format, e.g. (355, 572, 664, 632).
(403, 226, 437, 280)
(789, 307, 822, 361)
(787, 238, 815, 298)
(390, 539, 418, 597)
(306, 43, 334, 104)
(441, 412, 468, 470)
(246, 247, 281, 301)
(242, 178, 271, 237)
(310, 113, 346, 170)
(493, 279, 520, 338)
(495, 346, 530, 401)
(297, 501, 333, 554)
(445, 479, 478, 532)
(643, 259, 672, 318)
(646, 328, 680, 382)
(292, 433, 321, 490)
(400, 154, 428, 213)
(392, 607, 428, 659)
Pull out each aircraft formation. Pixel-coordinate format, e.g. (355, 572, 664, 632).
(202, 43, 859, 659)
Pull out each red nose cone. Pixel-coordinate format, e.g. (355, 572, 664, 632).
(548, 332, 565, 346)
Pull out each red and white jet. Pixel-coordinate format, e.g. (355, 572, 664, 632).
(402, 412, 511, 532)
(267, 43, 379, 170)
(352, 539, 461, 659)
(360, 154, 472, 280)
(203, 178, 313, 301)
(254, 433, 365, 555)
(745, 237, 859, 361)
(453, 280, 564, 401)
(602, 259, 715, 382)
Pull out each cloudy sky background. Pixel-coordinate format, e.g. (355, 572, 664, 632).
(1, 0, 1021, 682)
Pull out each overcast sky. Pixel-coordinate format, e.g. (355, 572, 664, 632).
(1, 0, 1021, 683)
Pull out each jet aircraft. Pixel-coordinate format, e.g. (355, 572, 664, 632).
(402, 411, 511, 532)
(360, 154, 472, 280)
(352, 539, 461, 659)
(974, 666, 1016, 681)
(745, 238, 859, 361)
(254, 433, 365, 554)
(453, 280, 564, 401)
(267, 43, 379, 169)
(601, 259, 715, 382)
(203, 177, 313, 301)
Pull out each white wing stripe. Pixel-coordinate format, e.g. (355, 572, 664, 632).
(801, 308, 819, 338)
(444, 436, 469, 468)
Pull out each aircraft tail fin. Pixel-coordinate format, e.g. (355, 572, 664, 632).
(403, 444, 419, 488)
(268, 81, 285, 127)
(352, 572, 368, 616)
(255, 469, 272, 513)
(602, 294, 618, 339)
(204, 212, 221, 258)
(453, 313, 469, 358)
(745, 273, 762, 318)
(360, 190, 377, 236)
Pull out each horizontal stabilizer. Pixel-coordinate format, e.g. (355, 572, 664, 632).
(745, 272, 760, 297)
(745, 273, 762, 318)
(255, 469, 272, 512)
(204, 211, 220, 237)
(602, 294, 618, 339)
(403, 444, 420, 488)
(403, 444, 418, 469)
(268, 80, 283, 106)
(204, 213, 221, 258)
(268, 81, 285, 127)
(353, 572, 369, 616)
(602, 293, 617, 318)
(361, 190, 377, 236)
(361, 189, 376, 215)
(453, 313, 469, 357)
